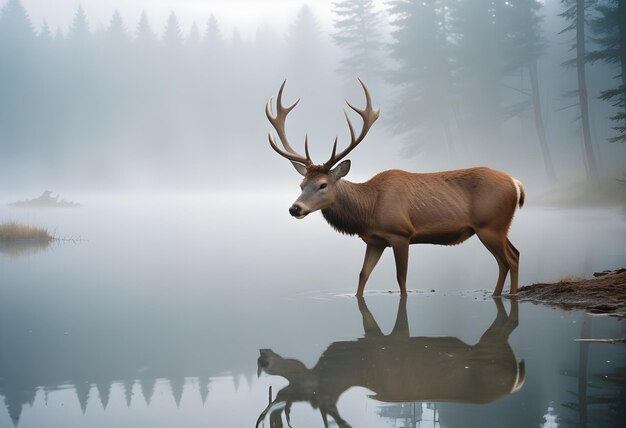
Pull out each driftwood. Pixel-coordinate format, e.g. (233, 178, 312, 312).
(575, 338, 626, 344)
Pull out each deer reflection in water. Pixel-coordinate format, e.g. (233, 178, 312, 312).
(256, 298, 524, 428)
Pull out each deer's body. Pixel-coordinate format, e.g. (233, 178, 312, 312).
(266, 80, 524, 296)
(323, 167, 522, 245)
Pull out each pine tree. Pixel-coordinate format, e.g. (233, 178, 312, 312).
(287, 6, 321, 60)
(161, 11, 185, 116)
(67, 4, 90, 46)
(588, 0, 626, 143)
(560, 0, 600, 181)
(283, 6, 335, 140)
(443, 0, 556, 175)
(106, 9, 128, 44)
(0, 0, 36, 152)
(187, 21, 200, 48)
(501, 0, 555, 181)
(39, 20, 52, 41)
(163, 11, 183, 49)
(451, 0, 509, 151)
(331, 0, 386, 84)
(132, 11, 158, 128)
(135, 11, 156, 48)
(204, 14, 222, 53)
(0, 0, 34, 46)
(387, 0, 457, 159)
(285, 6, 326, 80)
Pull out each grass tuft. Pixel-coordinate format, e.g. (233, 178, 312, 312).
(0, 221, 53, 241)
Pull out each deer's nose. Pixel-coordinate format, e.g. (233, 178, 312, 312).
(289, 205, 301, 217)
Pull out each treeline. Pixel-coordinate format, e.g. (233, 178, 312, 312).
(377, 0, 624, 182)
(0, 0, 623, 188)
(0, 2, 305, 186)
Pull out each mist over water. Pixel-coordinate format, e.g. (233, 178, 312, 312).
(0, 200, 625, 426)
(1, 195, 625, 426)
(1, 0, 626, 426)
(1, 194, 624, 293)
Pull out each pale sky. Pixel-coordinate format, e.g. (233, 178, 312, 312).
(16, 0, 341, 40)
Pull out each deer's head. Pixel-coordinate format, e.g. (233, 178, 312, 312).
(256, 349, 350, 428)
(266, 80, 380, 219)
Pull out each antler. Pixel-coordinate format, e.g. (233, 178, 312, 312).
(323, 79, 380, 170)
(255, 394, 293, 428)
(266, 80, 313, 167)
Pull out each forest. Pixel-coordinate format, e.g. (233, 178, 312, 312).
(0, 0, 624, 192)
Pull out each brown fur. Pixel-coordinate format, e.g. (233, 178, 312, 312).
(308, 167, 523, 296)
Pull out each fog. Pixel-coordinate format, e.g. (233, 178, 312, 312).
(0, 0, 624, 196)
(2, 2, 626, 427)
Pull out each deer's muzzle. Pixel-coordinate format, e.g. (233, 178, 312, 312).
(289, 204, 308, 219)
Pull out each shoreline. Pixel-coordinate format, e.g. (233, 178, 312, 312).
(511, 269, 626, 318)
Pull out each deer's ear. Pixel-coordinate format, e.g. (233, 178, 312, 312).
(329, 160, 351, 181)
(291, 162, 307, 176)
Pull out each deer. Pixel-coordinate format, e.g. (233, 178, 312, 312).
(256, 298, 525, 428)
(266, 80, 525, 297)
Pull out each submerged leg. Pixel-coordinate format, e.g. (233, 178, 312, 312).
(391, 296, 409, 338)
(391, 239, 410, 295)
(357, 244, 385, 296)
(507, 239, 520, 294)
(480, 298, 520, 342)
(503, 299, 520, 337)
(476, 229, 510, 297)
(357, 297, 384, 338)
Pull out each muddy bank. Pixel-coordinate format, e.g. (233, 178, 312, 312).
(512, 269, 626, 318)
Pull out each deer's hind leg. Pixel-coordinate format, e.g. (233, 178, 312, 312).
(391, 238, 410, 296)
(475, 228, 510, 297)
(506, 239, 520, 294)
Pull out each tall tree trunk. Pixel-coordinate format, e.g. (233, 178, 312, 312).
(576, 0, 600, 181)
(528, 60, 556, 182)
(617, 0, 626, 113)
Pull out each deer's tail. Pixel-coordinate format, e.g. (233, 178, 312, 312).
(513, 178, 525, 209)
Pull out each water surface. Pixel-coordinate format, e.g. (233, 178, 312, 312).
(0, 194, 624, 427)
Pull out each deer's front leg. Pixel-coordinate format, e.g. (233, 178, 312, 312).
(391, 238, 409, 295)
(357, 244, 385, 296)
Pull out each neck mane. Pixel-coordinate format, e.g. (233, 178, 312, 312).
(322, 180, 375, 236)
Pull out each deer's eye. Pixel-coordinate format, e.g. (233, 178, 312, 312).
(319, 183, 327, 190)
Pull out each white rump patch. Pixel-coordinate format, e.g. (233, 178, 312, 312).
(512, 177, 523, 207)
(511, 362, 525, 393)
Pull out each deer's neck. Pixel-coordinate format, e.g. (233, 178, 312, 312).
(322, 180, 375, 237)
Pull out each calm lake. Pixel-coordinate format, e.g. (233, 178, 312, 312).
(0, 193, 625, 427)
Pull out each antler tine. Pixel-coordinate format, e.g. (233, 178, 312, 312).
(255, 397, 287, 428)
(285, 400, 293, 428)
(343, 109, 356, 142)
(277, 80, 300, 115)
(323, 79, 380, 169)
(304, 134, 312, 163)
(266, 80, 312, 166)
(268, 133, 310, 165)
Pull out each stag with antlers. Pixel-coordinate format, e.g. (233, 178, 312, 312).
(266, 80, 525, 296)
